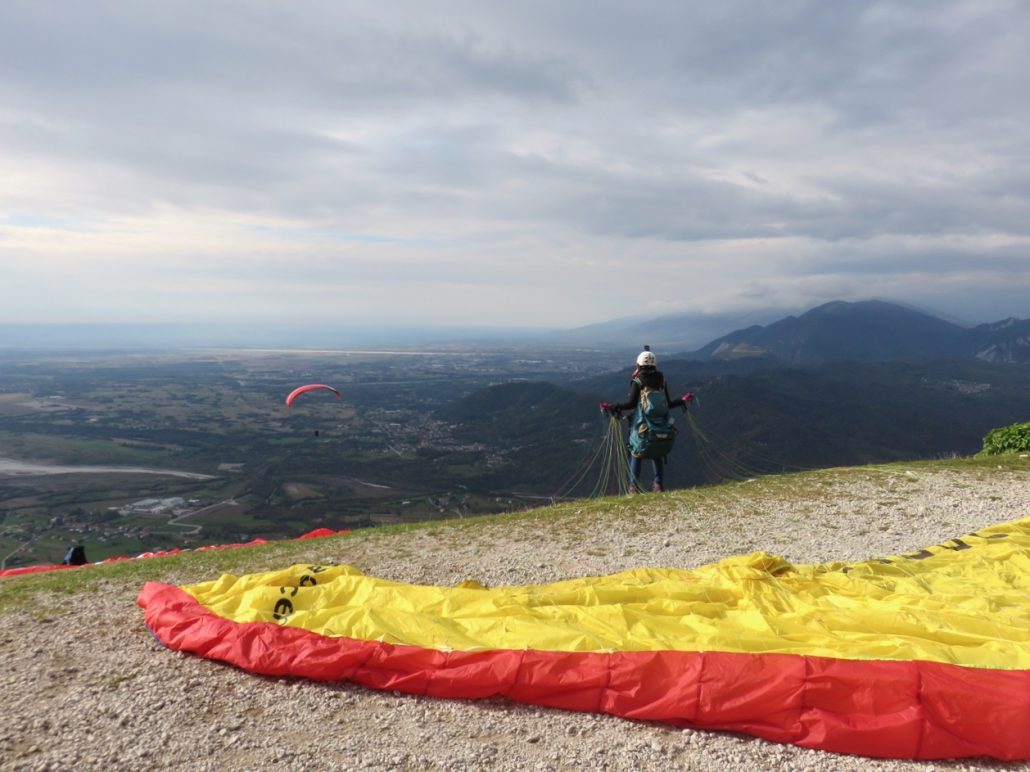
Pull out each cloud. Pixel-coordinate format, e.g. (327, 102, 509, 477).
(1, 0, 1028, 327)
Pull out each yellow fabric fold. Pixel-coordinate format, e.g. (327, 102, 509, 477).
(182, 516, 1030, 669)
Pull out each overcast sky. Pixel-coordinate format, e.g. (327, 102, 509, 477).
(2, 0, 1028, 330)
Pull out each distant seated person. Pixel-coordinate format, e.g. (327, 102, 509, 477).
(63, 545, 89, 566)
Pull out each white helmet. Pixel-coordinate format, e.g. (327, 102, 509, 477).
(636, 350, 656, 367)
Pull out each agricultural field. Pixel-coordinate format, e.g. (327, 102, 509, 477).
(0, 347, 607, 568)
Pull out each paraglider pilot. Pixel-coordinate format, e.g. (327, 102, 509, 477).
(63, 545, 89, 566)
(601, 347, 693, 493)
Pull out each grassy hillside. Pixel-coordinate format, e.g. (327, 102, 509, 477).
(3, 452, 1027, 612)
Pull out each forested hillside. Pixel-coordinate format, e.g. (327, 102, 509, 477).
(439, 358, 1030, 495)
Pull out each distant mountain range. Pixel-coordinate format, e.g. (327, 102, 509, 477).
(682, 300, 1030, 364)
(435, 299, 1030, 496)
(560, 308, 793, 352)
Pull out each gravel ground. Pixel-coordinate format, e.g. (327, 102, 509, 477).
(1, 464, 1029, 771)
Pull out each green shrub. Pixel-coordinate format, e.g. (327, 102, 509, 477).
(978, 422, 1030, 456)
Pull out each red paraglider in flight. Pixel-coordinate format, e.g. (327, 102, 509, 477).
(284, 384, 342, 407)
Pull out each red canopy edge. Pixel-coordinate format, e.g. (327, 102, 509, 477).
(136, 582, 1030, 761)
(0, 528, 349, 579)
(0, 563, 79, 578)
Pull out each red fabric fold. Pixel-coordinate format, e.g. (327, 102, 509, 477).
(137, 582, 1030, 761)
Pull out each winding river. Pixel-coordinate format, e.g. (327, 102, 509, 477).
(0, 458, 215, 479)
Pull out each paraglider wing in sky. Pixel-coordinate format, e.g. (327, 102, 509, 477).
(137, 517, 1030, 761)
(284, 384, 341, 407)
